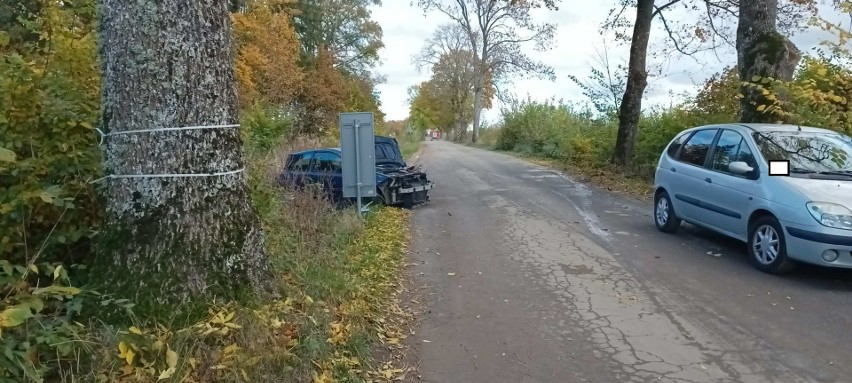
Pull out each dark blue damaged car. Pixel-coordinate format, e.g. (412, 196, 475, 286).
(278, 136, 434, 208)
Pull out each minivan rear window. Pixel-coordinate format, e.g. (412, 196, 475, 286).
(667, 131, 691, 158)
(678, 129, 718, 166)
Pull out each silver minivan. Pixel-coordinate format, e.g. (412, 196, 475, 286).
(653, 123, 852, 273)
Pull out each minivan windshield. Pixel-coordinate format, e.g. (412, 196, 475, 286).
(752, 130, 852, 175)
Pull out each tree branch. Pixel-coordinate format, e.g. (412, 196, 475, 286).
(656, 8, 703, 60)
(652, 0, 681, 18)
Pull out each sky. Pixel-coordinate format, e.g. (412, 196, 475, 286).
(370, 1, 846, 123)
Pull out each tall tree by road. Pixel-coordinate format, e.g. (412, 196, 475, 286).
(414, 24, 480, 139)
(95, 0, 274, 321)
(737, 0, 801, 123)
(293, 0, 384, 77)
(605, 0, 815, 167)
(417, 0, 556, 143)
(611, 0, 654, 168)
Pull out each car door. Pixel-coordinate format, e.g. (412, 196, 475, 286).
(702, 129, 761, 237)
(310, 151, 343, 201)
(282, 151, 314, 189)
(668, 128, 720, 225)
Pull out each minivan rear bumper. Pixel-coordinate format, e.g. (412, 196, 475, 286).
(783, 224, 852, 268)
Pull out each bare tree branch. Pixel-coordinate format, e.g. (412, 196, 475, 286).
(652, 0, 682, 17)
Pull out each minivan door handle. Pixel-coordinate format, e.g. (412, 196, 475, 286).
(705, 177, 712, 183)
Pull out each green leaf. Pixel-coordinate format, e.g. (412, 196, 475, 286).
(25, 297, 44, 313)
(0, 305, 35, 328)
(0, 148, 16, 163)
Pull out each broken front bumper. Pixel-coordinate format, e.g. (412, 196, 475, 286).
(388, 181, 435, 207)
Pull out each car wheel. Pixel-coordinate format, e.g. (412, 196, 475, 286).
(748, 216, 795, 274)
(654, 191, 681, 233)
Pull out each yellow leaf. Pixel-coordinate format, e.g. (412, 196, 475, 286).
(28, 264, 38, 274)
(125, 348, 135, 365)
(158, 367, 176, 380)
(817, 67, 828, 77)
(223, 311, 235, 322)
(118, 341, 128, 354)
(756, 105, 767, 112)
(32, 285, 81, 296)
(166, 349, 178, 368)
(53, 265, 63, 280)
(224, 322, 242, 329)
(223, 344, 240, 354)
(129, 326, 143, 335)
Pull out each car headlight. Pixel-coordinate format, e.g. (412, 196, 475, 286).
(806, 202, 852, 230)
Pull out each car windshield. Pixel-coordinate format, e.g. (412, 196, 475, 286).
(752, 130, 852, 174)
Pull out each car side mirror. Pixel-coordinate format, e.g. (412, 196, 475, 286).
(728, 161, 754, 175)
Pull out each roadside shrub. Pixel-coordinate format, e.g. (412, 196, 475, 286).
(241, 103, 294, 152)
(0, 261, 88, 382)
(0, 0, 101, 267)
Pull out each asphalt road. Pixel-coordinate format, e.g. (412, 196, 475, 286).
(405, 140, 852, 383)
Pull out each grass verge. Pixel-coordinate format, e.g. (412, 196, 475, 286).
(1, 129, 415, 383)
(399, 139, 422, 160)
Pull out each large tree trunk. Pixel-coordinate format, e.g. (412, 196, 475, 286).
(737, 0, 801, 123)
(471, 75, 483, 144)
(94, 0, 274, 323)
(612, 0, 655, 168)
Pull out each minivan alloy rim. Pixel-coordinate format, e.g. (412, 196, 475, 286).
(656, 198, 669, 226)
(753, 225, 780, 265)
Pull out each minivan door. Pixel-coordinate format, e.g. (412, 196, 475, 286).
(669, 128, 720, 225)
(701, 129, 760, 237)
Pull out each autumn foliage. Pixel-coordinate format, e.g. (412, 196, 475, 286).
(2, 0, 399, 381)
(232, 0, 303, 109)
(232, 0, 385, 137)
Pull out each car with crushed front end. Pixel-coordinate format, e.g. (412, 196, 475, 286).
(279, 135, 434, 209)
(653, 123, 852, 274)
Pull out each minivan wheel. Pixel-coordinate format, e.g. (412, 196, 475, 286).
(748, 216, 795, 274)
(654, 191, 681, 233)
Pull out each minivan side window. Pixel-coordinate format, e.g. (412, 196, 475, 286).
(288, 152, 314, 172)
(711, 130, 758, 174)
(678, 129, 718, 166)
(667, 131, 691, 158)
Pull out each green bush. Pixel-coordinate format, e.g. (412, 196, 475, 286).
(241, 103, 294, 153)
(0, 0, 101, 267)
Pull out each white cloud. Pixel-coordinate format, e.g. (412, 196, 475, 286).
(371, 1, 848, 122)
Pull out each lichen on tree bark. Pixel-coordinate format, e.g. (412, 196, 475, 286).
(93, 0, 275, 324)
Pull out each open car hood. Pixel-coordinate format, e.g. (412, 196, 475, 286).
(375, 136, 406, 167)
